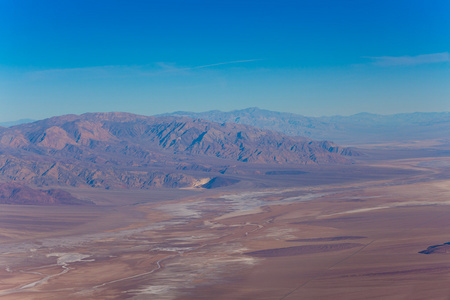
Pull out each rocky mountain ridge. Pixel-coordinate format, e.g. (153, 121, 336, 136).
(0, 112, 356, 189)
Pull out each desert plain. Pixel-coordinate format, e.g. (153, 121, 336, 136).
(1, 142, 450, 299)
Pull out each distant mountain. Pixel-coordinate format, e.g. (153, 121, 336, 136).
(0, 112, 355, 189)
(0, 119, 35, 128)
(161, 108, 450, 144)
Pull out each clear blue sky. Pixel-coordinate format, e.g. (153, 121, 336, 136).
(1, 0, 449, 121)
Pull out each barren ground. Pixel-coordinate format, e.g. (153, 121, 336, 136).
(2, 145, 450, 299)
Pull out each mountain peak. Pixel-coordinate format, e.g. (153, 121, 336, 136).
(241, 107, 262, 113)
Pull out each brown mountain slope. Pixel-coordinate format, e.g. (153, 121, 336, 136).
(0, 183, 93, 205)
(0, 112, 357, 189)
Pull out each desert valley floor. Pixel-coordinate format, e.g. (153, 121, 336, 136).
(2, 143, 450, 299)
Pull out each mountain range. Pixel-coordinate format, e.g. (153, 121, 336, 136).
(7, 108, 450, 145)
(0, 119, 35, 128)
(0, 112, 355, 191)
(161, 107, 450, 144)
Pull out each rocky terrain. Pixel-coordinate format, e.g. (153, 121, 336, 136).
(0, 112, 356, 189)
(3, 153, 450, 299)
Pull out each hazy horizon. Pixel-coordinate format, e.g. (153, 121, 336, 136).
(2, 1, 449, 121)
(2, 107, 450, 124)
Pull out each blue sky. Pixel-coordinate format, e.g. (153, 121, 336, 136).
(1, 0, 449, 121)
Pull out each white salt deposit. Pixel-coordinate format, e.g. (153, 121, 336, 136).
(46, 252, 93, 265)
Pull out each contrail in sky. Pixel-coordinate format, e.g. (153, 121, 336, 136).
(367, 52, 449, 67)
(27, 59, 263, 79)
(184, 59, 263, 70)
